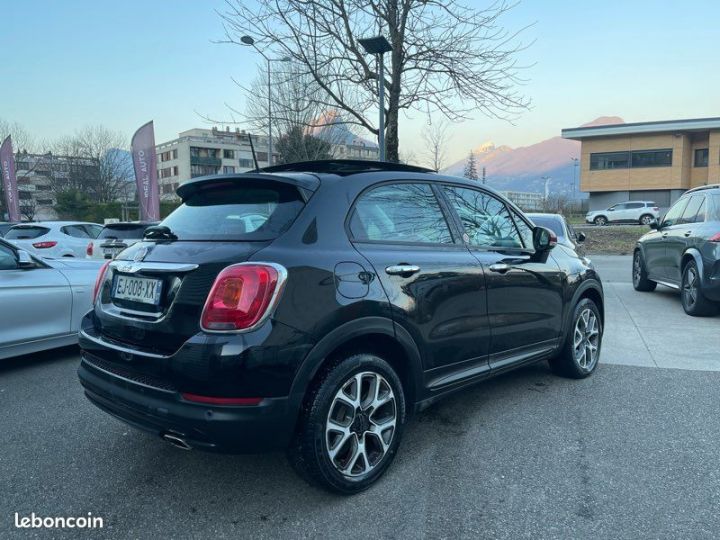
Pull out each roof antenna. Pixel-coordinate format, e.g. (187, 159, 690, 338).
(248, 133, 260, 170)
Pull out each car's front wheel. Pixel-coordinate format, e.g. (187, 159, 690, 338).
(549, 298, 602, 379)
(681, 260, 717, 317)
(639, 214, 654, 226)
(288, 353, 406, 494)
(632, 250, 657, 292)
(593, 216, 607, 226)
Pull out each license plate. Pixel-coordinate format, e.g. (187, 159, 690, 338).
(112, 275, 163, 305)
(103, 248, 120, 258)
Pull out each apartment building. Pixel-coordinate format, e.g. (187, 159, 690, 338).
(155, 127, 275, 201)
(13, 152, 99, 220)
(562, 117, 720, 210)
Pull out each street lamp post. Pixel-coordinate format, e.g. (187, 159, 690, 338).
(240, 35, 290, 167)
(570, 157, 579, 200)
(358, 35, 393, 161)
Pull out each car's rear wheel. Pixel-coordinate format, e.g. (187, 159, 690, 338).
(632, 250, 657, 292)
(681, 260, 717, 317)
(639, 214, 654, 225)
(549, 298, 602, 379)
(288, 353, 406, 494)
(593, 216, 607, 226)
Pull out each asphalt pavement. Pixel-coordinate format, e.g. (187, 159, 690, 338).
(1, 255, 719, 539)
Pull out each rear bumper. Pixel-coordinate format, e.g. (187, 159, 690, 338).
(78, 356, 297, 453)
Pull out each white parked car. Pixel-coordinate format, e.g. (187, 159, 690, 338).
(0, 238, 104, 359)
(86, 221, 159, 260)
(5, 221, 103, 258)
(585, 201, 659, 226)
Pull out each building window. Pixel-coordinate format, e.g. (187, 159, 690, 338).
(173, 166, 179, 176)
(35, 184, 52, 191)
(694, 148, 709, 167)
(589, 152, 630, 170)
(37, 199, 54, 205)
(190, 164, 219, 177)
(630, 149, 672, 168)
(223, 149, 235, 159)
(256, 152, 268, 162)
(222, 166, 236, 174)
(190, 147, 219, 158)
(238, 158, 254, 168)
(172, 149, 178, 159)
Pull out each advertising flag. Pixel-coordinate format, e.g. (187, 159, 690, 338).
(1, 135, 20, 222)
(131, 121, 160, 221)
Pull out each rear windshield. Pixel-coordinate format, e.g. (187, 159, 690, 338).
(160, 182, 304, 241)
(98, 225, 149, 240)
(529, 216, 565, 238)
(5, 226, 50, 240)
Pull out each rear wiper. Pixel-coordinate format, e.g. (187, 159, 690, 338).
(143, 225, 178, 241)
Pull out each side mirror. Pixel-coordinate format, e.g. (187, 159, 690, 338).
(576, 232, 586, 243)
(649, 219, 660, 230)
(17, 250, 35, 269)
(533, 226, 557, 252)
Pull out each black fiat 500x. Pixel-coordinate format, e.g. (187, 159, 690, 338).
(78, 160, 604, 494)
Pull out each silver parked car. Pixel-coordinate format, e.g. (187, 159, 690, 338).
(5, 221, 103, 258)
(585, 201, 659, 226)
(0, 238, 104, 360)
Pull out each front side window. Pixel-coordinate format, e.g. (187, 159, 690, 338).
(662, 198, 689, 227)
(679, 196, 705, 224)
(442, 186, 522, 248)
(0, 244, 16, 270)
(349, 183, 453, 244)
(694, 148, 709, 167)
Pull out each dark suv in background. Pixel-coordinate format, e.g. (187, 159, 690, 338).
(78, 160, 604, 493)
(633, 184, 720, 316)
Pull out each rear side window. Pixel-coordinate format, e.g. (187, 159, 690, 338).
(160, 182, 304, 241)
(5, 226, 50, 240)
(349, 183, 453, 244)
(709, 195, 720, 221)
(61, 225, 92, 238)
(443, 186, 522, 249)
(98, 225, 148, 240)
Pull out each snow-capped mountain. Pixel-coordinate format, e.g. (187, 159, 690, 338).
(442, 116, 624, 197)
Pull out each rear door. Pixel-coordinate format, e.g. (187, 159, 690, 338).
(665, 195, 706, 283)
(0, 244, 72, 352)
(348, 182, 491, 386)
(440, 185, 564, 369)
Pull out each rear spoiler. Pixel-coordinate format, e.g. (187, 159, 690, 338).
(176, 173, 320, 203)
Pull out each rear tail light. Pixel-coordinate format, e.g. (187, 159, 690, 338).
(181, 393, 263, 406)
(93, 261, 111, 303)
(86, 242, 94, 257)
(200, 263, 286, 332)
(32, 241, 57, 249)
(709, 233, 720, 243)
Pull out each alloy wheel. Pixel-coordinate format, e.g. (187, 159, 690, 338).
(633, 253, 642, 285)
(325, 371, 397, 478)
(640, 215, 653, 225)
(573, 308, 600, 370)
(683, 266, 698, 308)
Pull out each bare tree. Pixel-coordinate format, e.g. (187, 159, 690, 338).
(422, 120, 451, 171)
(52, 126, 132, 203)
(19, 198, 37, 221)
(220, 0, 531, 162)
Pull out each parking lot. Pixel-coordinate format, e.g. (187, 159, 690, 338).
(1, 255, 719, 539)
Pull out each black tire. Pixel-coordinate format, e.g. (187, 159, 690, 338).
(594, 216, 607, 226)
(549, 298, 602, 379)
(632, 249, 657, 292)
(287, 353, 406, 495)
(681, 260, 717, 317)
(639, 214, 654, 226)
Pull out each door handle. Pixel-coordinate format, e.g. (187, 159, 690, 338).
(385, 264, 420, 276)
(488, 263, 511, 274)
(684, 231, 692, 237)
(662, 233, 668, 239)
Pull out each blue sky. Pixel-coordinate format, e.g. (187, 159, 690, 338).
(2, 0, 719, 164)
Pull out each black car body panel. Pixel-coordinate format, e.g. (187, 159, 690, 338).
(78, 164, 604, 453)
(636, 187, 720, 301)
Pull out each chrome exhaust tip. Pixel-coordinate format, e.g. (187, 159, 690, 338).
(161, 432, 192, 451)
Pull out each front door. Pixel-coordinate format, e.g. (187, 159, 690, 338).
(664, 195, 706, 283)
(439, 185, 564, 369)
(348, 182, 491, 386)
(654, 197, 689, 280)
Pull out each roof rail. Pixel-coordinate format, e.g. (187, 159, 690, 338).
(258, 159, 435, 175)
(686, 183, 720, 194)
